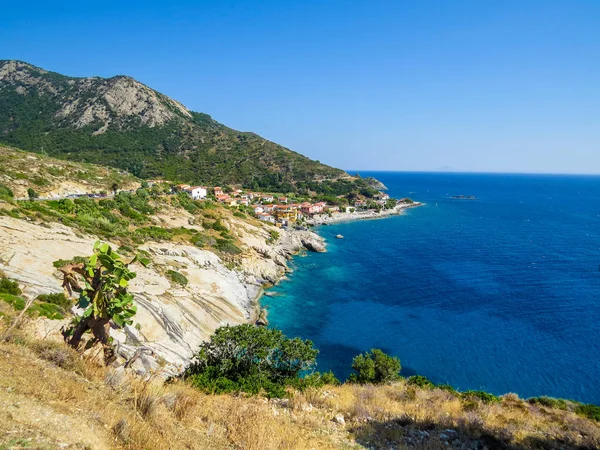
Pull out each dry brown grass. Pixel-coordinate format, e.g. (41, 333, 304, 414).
(0, 330, 598, 450)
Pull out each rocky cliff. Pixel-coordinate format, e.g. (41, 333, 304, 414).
(0, 214, 324, 374)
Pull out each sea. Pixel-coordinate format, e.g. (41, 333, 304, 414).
(261, 172, 600, 405)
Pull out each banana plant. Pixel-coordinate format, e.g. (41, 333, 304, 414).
(61, 241, 150, 356)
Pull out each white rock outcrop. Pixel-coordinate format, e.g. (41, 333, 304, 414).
(0, 215, 325, 373)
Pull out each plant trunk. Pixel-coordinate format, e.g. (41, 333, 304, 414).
(66, 316, 114, 364)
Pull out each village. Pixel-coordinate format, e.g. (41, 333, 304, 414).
(167, 182, 400, 227)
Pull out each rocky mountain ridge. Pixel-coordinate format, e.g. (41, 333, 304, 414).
(0, 60, 364, 193)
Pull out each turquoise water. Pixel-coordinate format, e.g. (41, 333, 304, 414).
(262, 172, 600, 404)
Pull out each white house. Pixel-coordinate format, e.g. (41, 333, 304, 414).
(253, 206, 265, 214)
(184, 186, 207, 200)
(262, 195, 274, 202)
(257, 213, 275, 223)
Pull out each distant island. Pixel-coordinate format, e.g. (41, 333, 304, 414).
(450, 195, 477, 200)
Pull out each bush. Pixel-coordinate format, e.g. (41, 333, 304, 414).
(0, 183, 14, 200)
(575, 403, 600, 422)
(348, 349, 401, 384)
(0, 293, 26, 310)
(29, 301, 65, 320)
(167, 270, 188, 287)
(36, 292, 71, 309)
(52, 256, 88, 268)
(407, 375, 434, 388)
(462, 390, 501, 404)
(47, 198, 75, 214)
(296, 371, 341, 390)
(436, 384, 458, 394)
(135, 226, 173, 241)
(211, 219, 228, 232)
(0, 277, 21, 295)
(528, 396, 568, 410)
(214, 239, 242, 255)
(27, 188, 39, 199)
(184, 325, 318, 398)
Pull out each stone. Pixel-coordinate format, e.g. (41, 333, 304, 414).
(333, 414, 345, 425)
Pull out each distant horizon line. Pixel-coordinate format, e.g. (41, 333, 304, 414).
(345, 169, 600, 177)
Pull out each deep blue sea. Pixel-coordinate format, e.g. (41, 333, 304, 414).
(262, 172, 600, 404)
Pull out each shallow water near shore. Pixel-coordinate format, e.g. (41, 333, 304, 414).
(262, 172, 600, 404)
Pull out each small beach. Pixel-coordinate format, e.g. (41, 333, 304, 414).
(305, 202, 423, 225)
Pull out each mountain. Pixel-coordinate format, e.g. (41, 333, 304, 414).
(0, 60, 374, 194)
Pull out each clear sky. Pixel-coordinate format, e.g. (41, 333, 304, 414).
(2, 1, 599, 173)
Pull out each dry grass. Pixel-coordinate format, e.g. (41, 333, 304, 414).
(0, 329, 598, 449)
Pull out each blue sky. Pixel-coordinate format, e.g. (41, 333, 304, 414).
(2, 1, 599, 173)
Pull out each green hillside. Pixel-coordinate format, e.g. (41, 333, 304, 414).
(0, 60, 375, 195)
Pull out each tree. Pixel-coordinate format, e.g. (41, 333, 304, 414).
(183, 324, 318, 397)
(60, 241, 149, 360)
(27, 187, 38, 199)
(111, 183, 119, 195)
(348, 349, 401, 384)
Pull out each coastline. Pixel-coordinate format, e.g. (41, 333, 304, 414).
(256, 201, 424, 317)
(305, 201, 423, 226)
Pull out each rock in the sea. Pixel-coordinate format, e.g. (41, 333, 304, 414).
(255, 308, 269, 327)
(301, 237, 326, 252)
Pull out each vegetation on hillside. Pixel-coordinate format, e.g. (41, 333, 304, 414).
(0, 316, 599, 449)
(0, 144, 139, 198)
(0, 188, 251, 261)
(0, 60, 377, 195)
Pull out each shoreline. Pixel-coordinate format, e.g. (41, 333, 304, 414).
(254, 201, 424, 322)
(305, 201, 424, 226)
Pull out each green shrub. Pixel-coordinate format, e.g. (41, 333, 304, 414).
(575, 403, 600, 422)
(211, 219, 228, 232)
(407, 375, 434, 388)
(47, 198, 75, 214)
(436, 384, 458, 394)
(348, 349, 401, 384)
(462, 390, 501, 404)
(192, 234, 208, 248)
(36, 293, 71, 309)
(214, 239, 242, 255)
(135, 226, 173, 241)
(0, 293, 26, 310)
(0, 277, 21, 295)
(52, 256, 88, 268)
(0, 183, 14, 200)
(528, 396, 568, 410)
(296, 371, 341, 390)
(31, 176, 50, 187)
(166, 270, 188, 287)
(184, 325, 318, 398)
(233, 211, 245, 219)
(29, 302, 65, 320)
(27, 188, 39, 199)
